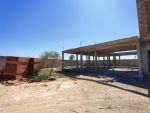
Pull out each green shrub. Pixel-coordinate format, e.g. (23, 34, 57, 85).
(31, 70, 63, 82)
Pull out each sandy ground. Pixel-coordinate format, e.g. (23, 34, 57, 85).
(0, 75, 150, 113)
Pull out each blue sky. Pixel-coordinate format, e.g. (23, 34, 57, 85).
(0, 0, 139, 58)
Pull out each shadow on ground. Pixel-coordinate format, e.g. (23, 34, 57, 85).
(61, 68, 150, 98)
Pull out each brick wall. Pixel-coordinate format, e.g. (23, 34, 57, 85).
(0, 56, 39, 79)
(137, 0, 150, 37)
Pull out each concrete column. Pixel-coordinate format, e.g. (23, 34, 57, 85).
(62, 52, 64, 70)
(103, 56, 105, 68)
(86, 55, 88, 69)
(98, 57, 100, 68)
(119, 56, 121, 67)
(80, 52, 83, 70)
(137, 40, 143, 80)
(88, 54, 91, 70)
(107, 56, 109, 68)
(76, 54, 79, 68)
(94, 51, 97, 71)
(93, 56, 95, 61)
(107, 56, 111, 68)
(113, 56, 117, 68)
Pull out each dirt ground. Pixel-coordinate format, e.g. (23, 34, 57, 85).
(0, 74, 150, 113)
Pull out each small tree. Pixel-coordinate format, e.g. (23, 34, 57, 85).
(69, 55, 75, 61)
(39, 51, 61, 77)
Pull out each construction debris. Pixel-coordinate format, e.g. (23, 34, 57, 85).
(98, 76, 116, 83)
(99, 106, 111, 109)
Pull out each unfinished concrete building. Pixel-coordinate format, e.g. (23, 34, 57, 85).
(62, 0, 150, 80)
(137, 0, 150, 77)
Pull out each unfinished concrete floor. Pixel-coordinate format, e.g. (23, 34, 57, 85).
(0, 73, 150, 113)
